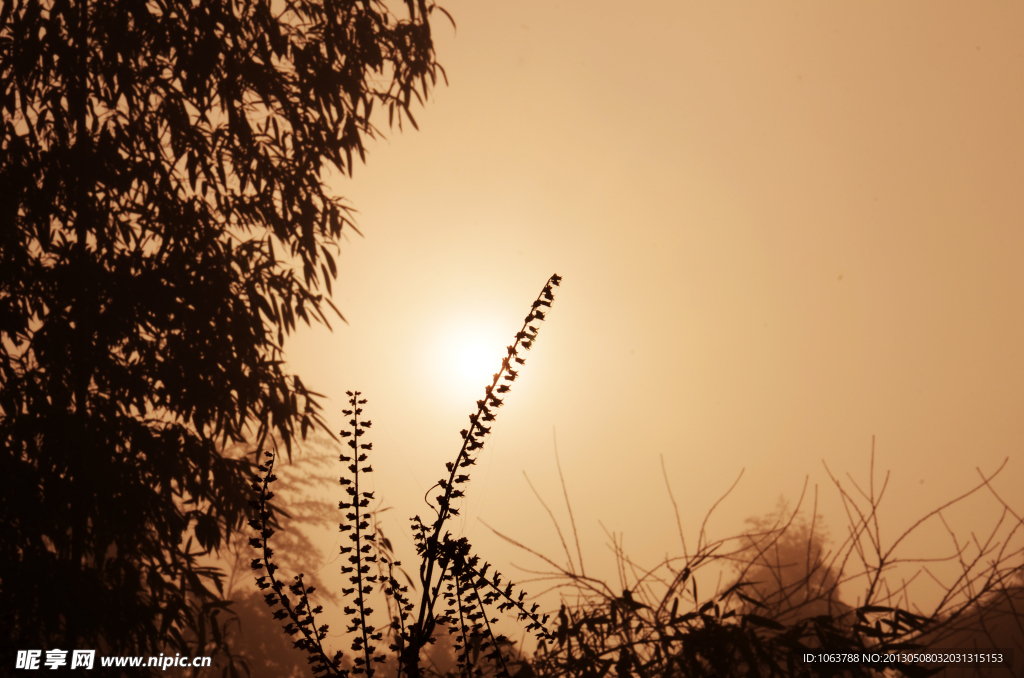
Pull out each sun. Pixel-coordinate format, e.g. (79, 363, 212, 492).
(428, 318, 507, 399)
(460, 346, 495, 383)
(456, 340, 501, 387)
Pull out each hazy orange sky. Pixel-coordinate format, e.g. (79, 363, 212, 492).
(283, 0, 1023, 618)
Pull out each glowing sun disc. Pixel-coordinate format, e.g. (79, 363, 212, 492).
(458, 342, 499, 384)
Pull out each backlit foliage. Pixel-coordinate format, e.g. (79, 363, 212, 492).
(0, 0, 446, 667)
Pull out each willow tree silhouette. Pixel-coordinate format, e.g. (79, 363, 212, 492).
(0, 0, 448, 666)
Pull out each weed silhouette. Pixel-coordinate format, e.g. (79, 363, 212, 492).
(248, 276, 562, 677)
(494, 442, 1023, 678)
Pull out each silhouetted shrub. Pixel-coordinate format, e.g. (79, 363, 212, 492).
(500, 444, 1023, 678)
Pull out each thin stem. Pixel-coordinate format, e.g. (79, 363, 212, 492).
(660, 454, 688, 559)
(414, 275, 561, 650)
(554, 428, 586, 577)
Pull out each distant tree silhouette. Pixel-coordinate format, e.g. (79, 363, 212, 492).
(730, 501, 851, 626)
(0, 0, 447, 667)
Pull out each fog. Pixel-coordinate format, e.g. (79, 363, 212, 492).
(275, 0, 1023, 647)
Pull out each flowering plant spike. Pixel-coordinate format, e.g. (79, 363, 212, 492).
(251, 275, 561, 677)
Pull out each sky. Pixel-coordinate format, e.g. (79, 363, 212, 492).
(279, 0, 1024, 632)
